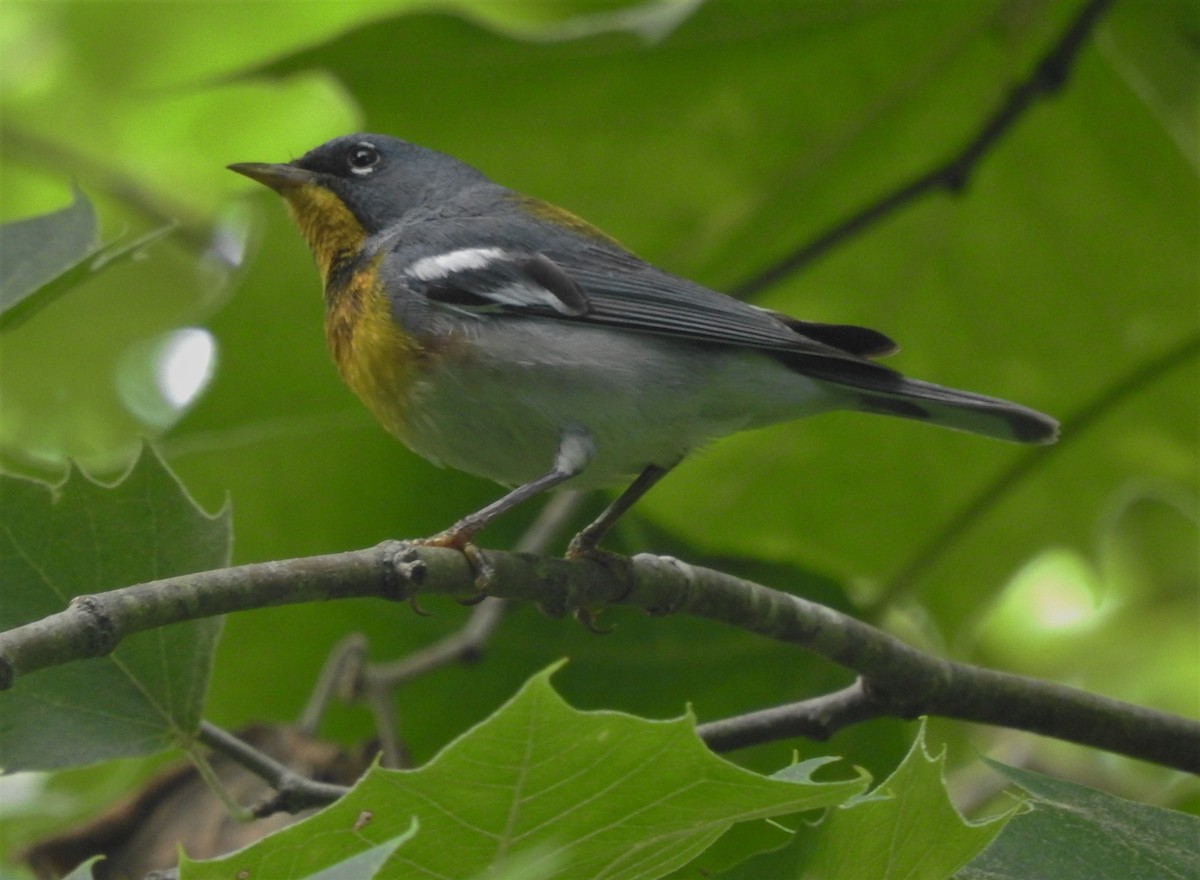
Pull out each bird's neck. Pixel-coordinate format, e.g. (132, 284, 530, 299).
(281, 184, 368, 285)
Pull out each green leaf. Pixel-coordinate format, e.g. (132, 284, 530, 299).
(0, 184, 177, 334)
(958, 760, 1200, 880)
(0, 219, 177, 334)
(183, 829, 415, 880)
(185, 666, 867, 880)
(468, 847, 567, 880)
(717, 724, 1014, 880)
(977, 488, 1199, 718)
(0, 446, 230, 771)
(1102, 0, 1199, 165)
(306, 827, 416, 880)
(0, 188, 97, 317)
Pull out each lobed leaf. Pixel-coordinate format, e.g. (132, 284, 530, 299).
(716, 723, 1013, 879)
(185, 666, 867, 880)
(0, 446, 230, 771)
(958, 759, 1200, 880)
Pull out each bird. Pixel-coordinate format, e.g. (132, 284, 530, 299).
(229, 133, 1057, 566)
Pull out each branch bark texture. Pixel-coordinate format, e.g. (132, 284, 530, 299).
(1, 542, 1195, 774)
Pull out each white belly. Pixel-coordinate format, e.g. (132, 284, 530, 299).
(393, 319, 841, 489)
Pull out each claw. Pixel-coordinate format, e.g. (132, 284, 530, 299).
(564, 542, 635, 604)
(574, 607, 614, 635)
(411, 530, 495, 595)
(567, 536, 628, 631)
(564, 540, 629, 572)
(414, 528, 470, 549)
(564, 530, 597, 560)
(460, 542, 497, 591)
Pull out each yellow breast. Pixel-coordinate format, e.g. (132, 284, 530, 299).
(274, 180, 429, 440)
(325, 261, 425, 439)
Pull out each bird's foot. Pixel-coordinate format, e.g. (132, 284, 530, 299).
(564, 532, 634, 605)
(412, 528, 496, 599)
(573, 607, 614, 635)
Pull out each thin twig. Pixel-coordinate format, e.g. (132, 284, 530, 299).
(195, 721, 349, 814)
(697, 680, 886, 751)
(297, 633, 369, 734)
(287, 491, 586, 771)
(359, 492, 584, 765)
(733, 0, 1115, 297)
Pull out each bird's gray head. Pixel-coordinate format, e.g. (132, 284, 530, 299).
(230, 133, 489, 235)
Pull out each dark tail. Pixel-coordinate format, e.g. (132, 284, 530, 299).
(851, 376, 1058, 444)
(780, 351, 1058, 444)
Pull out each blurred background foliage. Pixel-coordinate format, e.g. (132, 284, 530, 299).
(0, 0, 1196, 861)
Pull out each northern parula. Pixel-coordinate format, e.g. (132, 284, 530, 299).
(230, 134, 1057, 558)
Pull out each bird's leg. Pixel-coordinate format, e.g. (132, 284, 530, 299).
(417, 428, 596, 590)
(563, 464, 673, 624)
(566, 463, 672, 559)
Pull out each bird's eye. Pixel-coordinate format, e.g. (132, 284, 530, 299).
(347, 143, 380, 175)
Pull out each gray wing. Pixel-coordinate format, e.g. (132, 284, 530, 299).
(565, 262, 897, 360)
(394, 240, 1057, 444)
(399, 239, 897, 366)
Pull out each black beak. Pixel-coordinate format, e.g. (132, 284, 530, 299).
(227, 162, 317, 193)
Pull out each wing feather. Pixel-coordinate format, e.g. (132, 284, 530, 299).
(402, 240, 893, 371)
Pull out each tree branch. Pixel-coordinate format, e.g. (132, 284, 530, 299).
(195, 722, 349, 815)
(1, 543, 1196, 773)
(365, 491, 583, 689)
(292, 491, 583, 769)
(697, 681, 886, 751)
(733, 0, 1115, 297)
